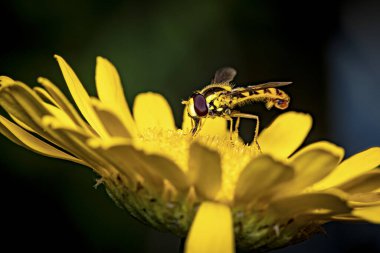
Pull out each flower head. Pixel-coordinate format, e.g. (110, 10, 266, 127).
(0, 56, 380, 253)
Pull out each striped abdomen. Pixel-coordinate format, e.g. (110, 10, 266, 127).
(229, 87, 290, 110)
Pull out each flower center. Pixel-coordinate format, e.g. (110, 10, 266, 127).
(135, 128, 260, 202)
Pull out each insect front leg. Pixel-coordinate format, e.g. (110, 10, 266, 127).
(227, 116, 241, 140)
(191, 117, 201, 136)
(224, 109, 239, 140)
(230, 112, 261, 152)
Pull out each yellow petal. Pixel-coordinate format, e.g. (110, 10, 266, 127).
(44, 103, 79, 130)
(89, 140, 189, 192)
(0, 81, 48, 132)
(145, 154, 190, 192)
(353, 206, 380, 223)
(41, 116, 110, 175)
(0, 115, 85, 165)
(313, 147, 380, 191)
(269, 192, 350, 218)
(0, 116, 24, 146)
(188, 142, 222, 200)
(95, 57, 136, 136)
(36, 92, 80, 131)
(54, 55, 108, 138)
(290, 141, 344, 162)
(86, 138, 139, 183)
(234, 155, 293, 206)
(133, 92, 176, 132)
(257, 112, 312, 159)
(185, 202, 234, 253)
(9, 113, 36, 133)
(277, 141, 344, 196)
(33, 86, 59, 106)
(0, 82, 92, 161)
(0, 81, 66, 148)
(337, 171, 380, 194)
(91, 98, 131, 138)
(0, 76, 14, 85)
(349, 192, 380, 204)
(37, 77, 94, 135)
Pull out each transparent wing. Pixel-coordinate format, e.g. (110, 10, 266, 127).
(246, 82, 292, 90)
(229, 82, 291, 96)
(212, 67, 237, 83)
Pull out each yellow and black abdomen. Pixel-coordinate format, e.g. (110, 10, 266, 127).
(230, 88, 290, 110)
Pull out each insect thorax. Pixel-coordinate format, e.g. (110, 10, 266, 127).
(206, 93, 232, 117)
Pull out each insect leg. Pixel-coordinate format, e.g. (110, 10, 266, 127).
(230, 112, 261, 151)
(225, 117, 233, 140)
(191, 117, 201, 136)
(234, 117, 241, 132)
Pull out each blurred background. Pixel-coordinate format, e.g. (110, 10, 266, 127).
(0, 0, 379, 252)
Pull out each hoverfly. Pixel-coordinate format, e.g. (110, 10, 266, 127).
(182, 67, 291, 148)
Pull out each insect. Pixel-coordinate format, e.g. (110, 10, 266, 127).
(182, 67, 291, 148)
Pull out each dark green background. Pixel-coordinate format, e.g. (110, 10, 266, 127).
(1, 1, 379, 252)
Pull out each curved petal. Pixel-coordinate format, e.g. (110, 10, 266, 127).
(54, 55, 108, 138)
(9, 113, 36, 133)
(349, 192, 380, 204)
(133, 92, 176, 132)
(95, 57, 137, 136)
(33, 86, 59, 106)
(276, 141, 344, 196)
(0, 81, 49, 132)
(91, 98, 132, 138)
(0, 115, 85, 165)
(269, 192, 350, 218)
(188, 142, 222, 200)
(290, 141, 344, 161)
(87, 138, 139, 183)
(37, 77, 94, 135)
(0, 76, 14, 85)
(182, 107, 227, 136)
(257, 112, 312, 159)
(185, 202, 234, 253)
(234, 155, 293, 206)
(312, 147, 380, 191)
(44, 103, 79, 130)
(88, 139, 189, 193)
(337, 171, 380, 194)
(353, 206, 380, 223)
(0, 81, 73, 149)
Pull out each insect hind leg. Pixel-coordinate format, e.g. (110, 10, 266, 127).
(230, 112, 261, 152)
(234, 117, 241, 132)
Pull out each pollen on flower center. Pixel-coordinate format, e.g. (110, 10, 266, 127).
(134, 127, 260, 202)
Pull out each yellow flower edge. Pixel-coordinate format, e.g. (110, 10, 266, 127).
(0, 56, 380, 253)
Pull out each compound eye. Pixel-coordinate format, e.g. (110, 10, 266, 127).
(192, 93, 208, 116)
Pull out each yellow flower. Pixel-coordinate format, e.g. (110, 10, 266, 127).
(1, 55, 380, 253)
